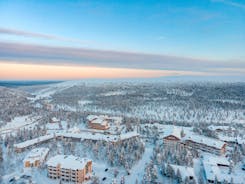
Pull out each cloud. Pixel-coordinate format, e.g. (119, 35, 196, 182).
(0, 41, 244, 76)
(211, 0, 245, 9)
(0, 27, 90, 45)
(0, 62, 209, 80)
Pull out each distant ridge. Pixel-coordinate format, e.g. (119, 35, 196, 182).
(0, 80, 63, 88)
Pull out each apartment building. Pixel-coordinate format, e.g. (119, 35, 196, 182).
(183, 135, 226, 155)
(23, 147, 49, 168)
(47, 155, 92, 183)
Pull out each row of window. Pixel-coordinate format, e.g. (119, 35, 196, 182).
(186, 142, 221, 154)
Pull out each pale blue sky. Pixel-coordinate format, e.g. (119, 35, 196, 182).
(0, 0, 244, 80)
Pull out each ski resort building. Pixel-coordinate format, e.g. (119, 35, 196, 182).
(47, 155, 92, 183)
(87, 115, 110, 130)
(23, 147, 49, 168)
(163, 126, 182, 147)
(201, 154, 237, 183)
(14, 134, 54, 152)
(14, 131, 139, 152)
(183, 135, 226, 155)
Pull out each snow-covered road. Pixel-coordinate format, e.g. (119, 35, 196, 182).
(125, 143, 154, 183)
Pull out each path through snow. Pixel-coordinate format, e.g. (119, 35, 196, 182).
(125, 143, 153, 183)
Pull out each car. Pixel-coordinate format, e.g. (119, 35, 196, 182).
(20, 175, 31, 179)
(105, 168, 108, 172)
(9, 178, 16, 183)
(102, 177, 107, 181)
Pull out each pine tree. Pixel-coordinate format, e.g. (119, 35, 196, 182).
(181, 128, 185, 138)
(176, 169, 182, 183)
(214, 175, 218, 184)
(184, 177, 189, 184)
(120, 176, 125, 184)
(198, 172, 205, 184)
(0, 147, 3, 161)
(161, 163, 166, 175)
(166, 164, 174, 177)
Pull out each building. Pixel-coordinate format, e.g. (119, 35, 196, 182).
(14, 131, 139, 152)
(163, 126, 182, 147)
(47, 155, 92, 183)
(165, 164, 195, 181)
(67, 126, 81, 134)
(87, 115, 110, 130)
(23, 147, 49, 168)
(50, 117, 60, 124)
(183, 134, 226, 155)
(43, 100, 54, 111)
(207, 125, 235, 133)
(202, 154, 235, 183)
(46, 122, 62, 134)
(14, 134, 54, 152)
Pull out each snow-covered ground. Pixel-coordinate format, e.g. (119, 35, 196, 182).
(0, 115, 41, 136)
(125, 144, 153, 183)
(1, 81, 245, 184)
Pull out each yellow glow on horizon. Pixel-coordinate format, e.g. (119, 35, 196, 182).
(0, 62, 204, 80)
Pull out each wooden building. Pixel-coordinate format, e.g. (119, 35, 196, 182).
(163, 126, 182, 147)
(87, 115, 110, 130)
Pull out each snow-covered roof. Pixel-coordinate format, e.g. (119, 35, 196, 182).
(202, 154, 229, 166)
(163, 126, 182, 140)
(87, 115, 123, 128)
(23, 147, 49, 164)
(14, 131, 139, 150)
(203, 160, 245, 183)
(58, 131, 139, 142)
(46, 123, 60, 130)
(67, 126, 80, 133)
(86, 115, 98, 121)
(51, 117, 59, 122)
(183, 134, 226, 149)
(46, 155, 91, 170)
(167, 164, 195, 180)
(87, 115, 109, 126)
(203, 162, 221, 182)
(208, 125, 235, 131)
(218, 134, 237, 143)
(201, 153, 243, 183)
(87, 115, 109, 121)
(91, 116, 108, 126)
(14, 134, 54, 149)
(203, 161, 235, 182)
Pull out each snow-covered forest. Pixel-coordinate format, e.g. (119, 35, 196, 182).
(0, 81, 245, 184)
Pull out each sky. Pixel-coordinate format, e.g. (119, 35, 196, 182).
(0, 0, 244, 80)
